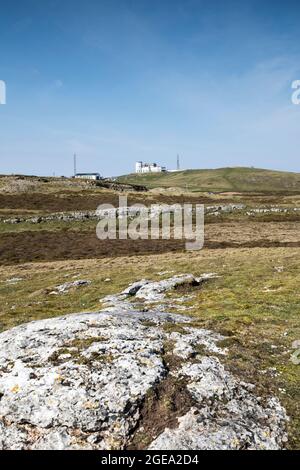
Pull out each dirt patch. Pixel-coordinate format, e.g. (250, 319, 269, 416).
(127, 374, 195, 450)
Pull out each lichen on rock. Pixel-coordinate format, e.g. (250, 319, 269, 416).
(0, 274, 289, 450)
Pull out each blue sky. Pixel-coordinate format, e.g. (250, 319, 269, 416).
(0, 0, 300, 176)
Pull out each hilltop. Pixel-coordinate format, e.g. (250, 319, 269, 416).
(117, 167, 300, 193)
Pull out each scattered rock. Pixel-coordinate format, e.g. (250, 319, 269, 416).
(290, 353, 300, 365)
(5, 278, 23, 284)
(292, 340, 300, 349)
(274, 266, 284, 273)
(157, 271, 175, 276)
(51, 280, 91, 294)
(2, 204, 300, 225)
(123, 273, 217, 303)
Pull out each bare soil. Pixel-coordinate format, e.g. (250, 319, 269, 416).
(127, 375, 195, 450)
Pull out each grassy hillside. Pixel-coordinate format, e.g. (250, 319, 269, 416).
(117, 167, 300, 192)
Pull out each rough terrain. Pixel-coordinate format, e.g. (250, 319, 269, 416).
(0, 274, 288, 450)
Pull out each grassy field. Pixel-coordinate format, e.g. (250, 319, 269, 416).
(0, 247, 299, 448)
(118, 167, 300, 192)
(0, 173, 299, 448)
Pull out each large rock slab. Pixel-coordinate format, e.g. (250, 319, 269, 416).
(0, 310, 170, 449)
(0, 274, 288, 450)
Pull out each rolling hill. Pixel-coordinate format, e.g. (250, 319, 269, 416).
(117, 167, 300, 193)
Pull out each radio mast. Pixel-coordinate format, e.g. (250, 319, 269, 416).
(73, 153, 77, 176)
(177, 155, 180, 171)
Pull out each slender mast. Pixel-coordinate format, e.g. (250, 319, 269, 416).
(74, 153, 77, 176)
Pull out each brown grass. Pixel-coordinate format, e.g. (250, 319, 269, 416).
(0, 220, 299, 265)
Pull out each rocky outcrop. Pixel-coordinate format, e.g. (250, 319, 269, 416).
(49, 280, 91, 295)
(0, 204, 248, 224)
(149, 357, 287, 450)
(0, 275, 288, 450)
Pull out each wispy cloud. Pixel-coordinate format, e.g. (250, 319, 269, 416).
(54, 79, 63, 89)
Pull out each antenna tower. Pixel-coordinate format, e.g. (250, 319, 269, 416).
(73, 153, 77, 176)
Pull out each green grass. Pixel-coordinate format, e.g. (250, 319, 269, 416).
(118, 167, 300, 193)
(0, 219, 98, 233)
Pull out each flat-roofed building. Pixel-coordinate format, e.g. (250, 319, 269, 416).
(75, 173, 101, 180)
(135, 161, 166, 173)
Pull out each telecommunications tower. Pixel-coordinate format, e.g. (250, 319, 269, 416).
(73, 153, 77, 176)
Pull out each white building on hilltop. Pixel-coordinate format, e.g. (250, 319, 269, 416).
(135, 161, 166, 173)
